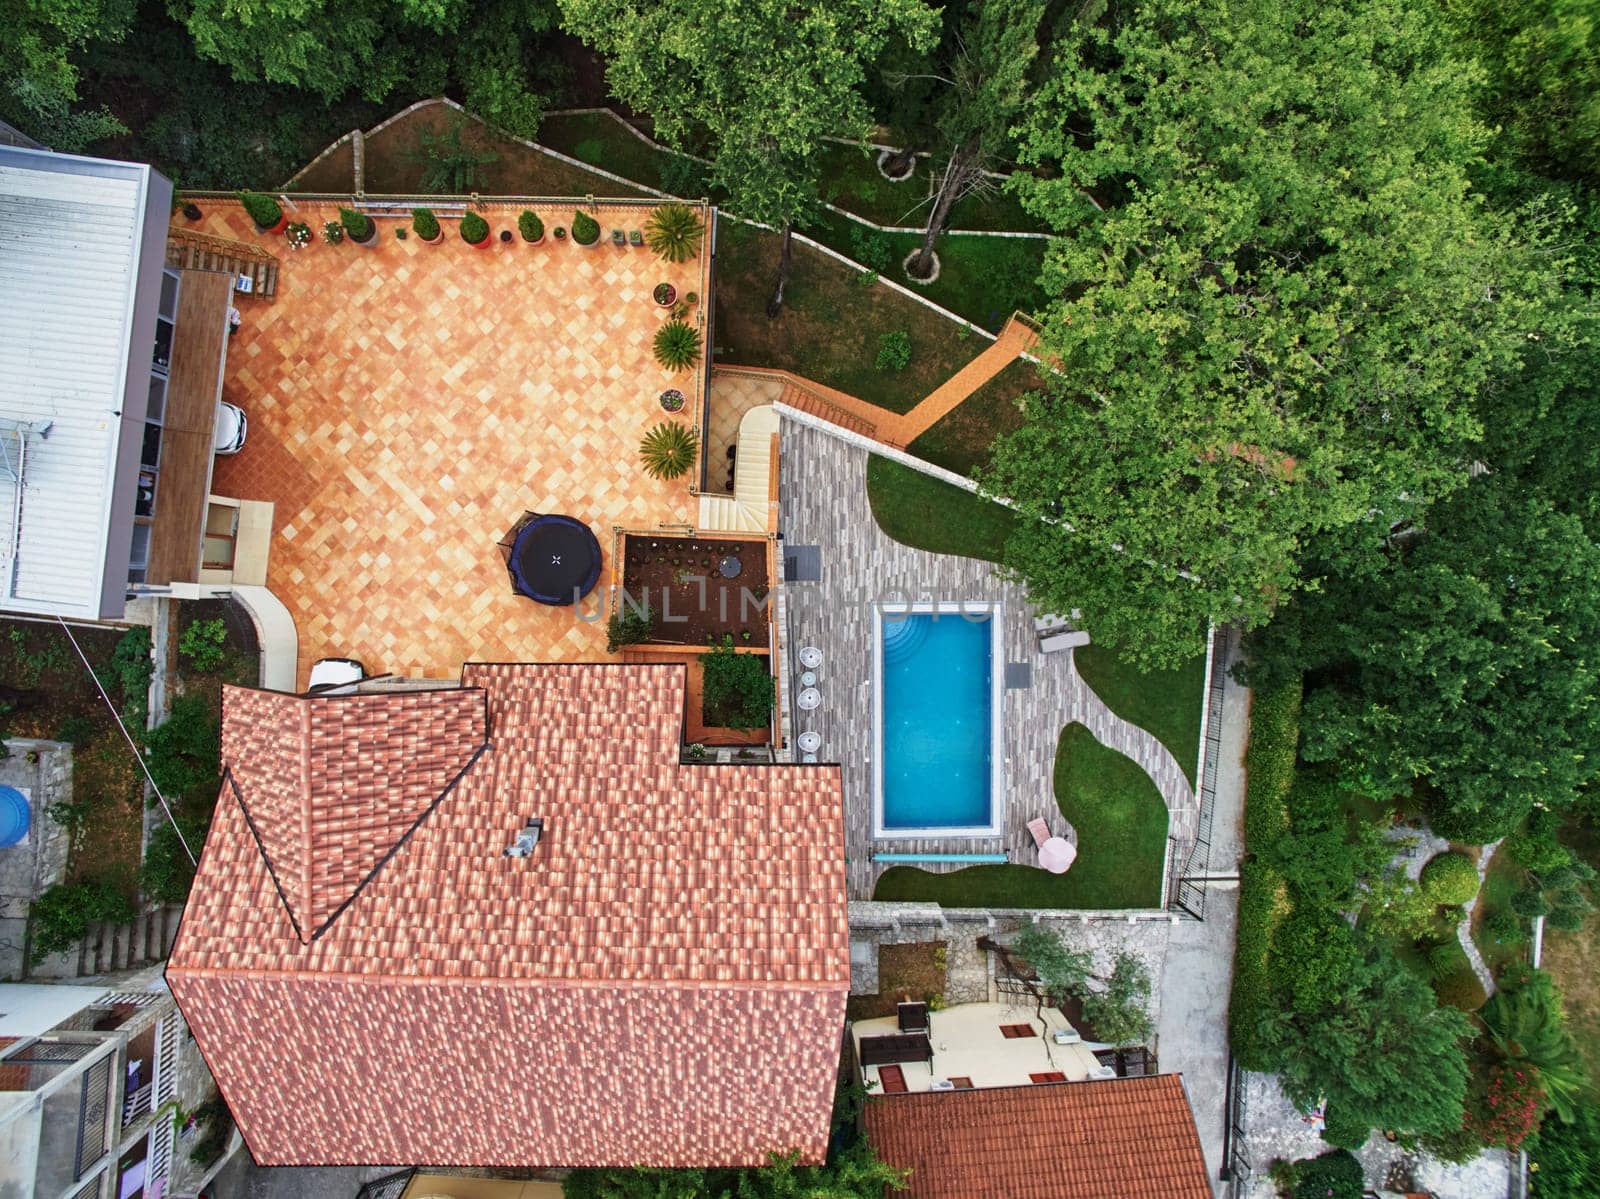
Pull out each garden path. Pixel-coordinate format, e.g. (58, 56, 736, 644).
(891, 315, 1039, 444)
(1456, 839, 1503, 997)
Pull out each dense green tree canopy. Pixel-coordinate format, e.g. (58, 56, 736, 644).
(0, 0, 133, 148)
(986, 0, 1564, 666)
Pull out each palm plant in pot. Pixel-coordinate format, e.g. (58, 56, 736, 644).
(412, 208, 443, 244)
(518, 210, 545, 243)
(340, 206, 377, 247)
(237, 191, 285, 234)
(460, 211, 490, 249)
(639, 421, 698, 480)
(653, 319, 703, 373)
(645, 203, 702, 263)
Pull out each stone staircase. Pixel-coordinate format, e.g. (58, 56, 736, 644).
(166, 228, 279, 297)
(698, 405, 779, 532)
(73, 905, 183, 977)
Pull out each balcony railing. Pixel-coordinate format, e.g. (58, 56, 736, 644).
(122, 1081, 153, 1124)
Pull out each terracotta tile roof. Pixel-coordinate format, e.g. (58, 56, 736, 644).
(863, 1075, 1213, 1199)
(168, 663, 849, 1167)
(222, 686, 487, 941)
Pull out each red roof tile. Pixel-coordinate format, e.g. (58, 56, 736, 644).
(169, 663, 849, 1167)
(863, 1075, 1213, 1199)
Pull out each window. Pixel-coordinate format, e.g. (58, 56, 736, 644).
(999, 1023, 1037, 1039)
(947, 1076, 974, 1089)
(1029, 1072, 1067, 1084)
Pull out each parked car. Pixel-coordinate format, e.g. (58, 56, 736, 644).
(306, 657, 365, 695)
(213, 401, 247, 455)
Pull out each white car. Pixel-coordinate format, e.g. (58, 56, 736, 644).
(307, 657, 365, 694)
(213, 401, 247, 456)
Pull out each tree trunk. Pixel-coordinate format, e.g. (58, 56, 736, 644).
(909, 141, 978, 280)
(766, 220, 794, 318)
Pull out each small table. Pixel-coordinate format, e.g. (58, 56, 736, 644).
(1039, 836, 1077, 874)
(719, 555, 742, 579)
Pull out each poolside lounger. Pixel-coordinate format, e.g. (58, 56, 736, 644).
(1027, 817, 1051, 847)
(1039, 629, 1091, 653)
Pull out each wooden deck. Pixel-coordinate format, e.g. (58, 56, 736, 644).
(145, 268, 231, 586)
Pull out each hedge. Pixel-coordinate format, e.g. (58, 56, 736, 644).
(1421, 851, 1480, 906)
(1229, 673, 1303, 1070)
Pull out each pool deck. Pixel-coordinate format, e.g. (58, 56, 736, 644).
(777, 418, 1196, 901)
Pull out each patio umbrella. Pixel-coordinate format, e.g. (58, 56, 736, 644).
(1039, 836, 1077, 874)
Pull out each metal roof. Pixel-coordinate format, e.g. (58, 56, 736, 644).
(0, 145, 171, 619)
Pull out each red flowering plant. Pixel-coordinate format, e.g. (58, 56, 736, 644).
(1466, 1063, 1545, 1150)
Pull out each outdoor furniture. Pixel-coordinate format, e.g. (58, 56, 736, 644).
(719, 555, 742, 579)
(797, 687, 821, 711)
(1026, 817, 1051, 847)
(1039, 836, 1077, 874)
(797, 730, 821, 754)
(502, 512, 602, 606)
(859, 1033, 934, 1069)
(897, 1002, 929, 1033)
(1039, 629, 1091, 653)
(799, 646, 823, 669)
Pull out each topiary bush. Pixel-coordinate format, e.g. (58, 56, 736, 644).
(1293, 1149, 1363, 1199)
(412, 207, 440, 241)
(518, 210, 544, 242)
(30, 879, 137, 961)
(571, 210, 601, 245)
(1421, 851, 1480, 906)
(460, 211, 489, 245)
(339, 206, 373, 242)
(235, 190, 281, 229)
(1319, 1104, 1372, 1151)
(653, 319, 703, 371)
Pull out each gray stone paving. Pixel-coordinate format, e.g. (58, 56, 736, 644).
(777, 418, 1197, 898)
(0, 738, 73, 979)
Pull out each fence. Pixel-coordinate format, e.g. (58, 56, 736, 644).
(1222, 1055, 1252, 1187)
(1167, 625, 1232, 919)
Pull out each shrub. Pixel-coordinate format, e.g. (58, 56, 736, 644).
(235, 190, 281, 229)
(1467, 1062, 1544, 1150)
(1528, 1102, 1600, 1199)
(1421, 851, 1480, 906)
(30, 879, 137, 961)
(644, 202, 702, 262)
(605, 605, 653, 653)
(1432, 962, 1489, 1011)
(638, 422, 698, 480)
(848, 223, 895, 273)
(412, 207, 440, 240)
(106, 627, 152, 727)
(1272, 904, 1360, 1009)
(1293, 1149, 1363, 1199)
(144, 695, 221, 798)
(653, 320, 703, 371)
(178, 618, 228, 673)
(571, 210, 601, 245)
(339, 206, 373, 242)
(1485, 907, 1528, 946)
(460, 211, 489, 245)
(875, 331, 912, 372)
(1319, 1104, 1371, 1152)
(54, 713, 96, 748)
(141, 813, 208, 904)
(321, 220, 344, 245)
(518, 210, 544, 242)
(285, 221, 311, 249)
(702, 637, 775, 730)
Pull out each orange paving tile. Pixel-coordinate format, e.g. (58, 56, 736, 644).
(192, 200, 710, 686)
(891, 314, 1039, 443)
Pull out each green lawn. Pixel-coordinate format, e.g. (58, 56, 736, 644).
(714, 220, 986, 415)
(1544, 816, 1600, 1089)
(1074, 642, 1207, 787)
(538, 111, 710, 196)
(873, 722, 1169, 909)
(865, 457, 1017, 563)
(815, 142, 1047, 233)
(1472, 845, 1531, 977)
(908, 357, 1041, 477)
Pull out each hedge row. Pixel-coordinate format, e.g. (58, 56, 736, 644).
(1229, 673, 1303, 1070)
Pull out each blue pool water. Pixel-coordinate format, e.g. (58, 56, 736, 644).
(880, 612, 995, 829)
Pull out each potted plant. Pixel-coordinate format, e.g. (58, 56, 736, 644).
(685, 291, 699, 305)
(659, 388, 686, 413)
(412, 207, 443, 244)
(611, 228, 626, 247)
(321, 220, 344, 245)
(181, 201, 203, 222)
(460, 211, 491, 248)
(571, 210, 601, 247)
(644, 202, 703, 262)
(638, 421, 699, 480)
(554, 226, 567, 241)
(654, 282, 678, 308)
(518, 210, 545, 243)
(340, 206, 377, 247)
(236, 191, 285, 234)
(285, 221, 312, 250)
(652, 319, 703, 373)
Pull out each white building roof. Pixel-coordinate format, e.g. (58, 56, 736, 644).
(0, 146, 171, 619)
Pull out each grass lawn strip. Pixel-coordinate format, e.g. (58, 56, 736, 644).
(1074, 642, 1207, 789)
(873, 722, 1168, 910)
(865, 457, 1017, 563)
(1544, 817, 1600, 1089)
(908, 356, 1041, 477)
(539, 111, 710, 196)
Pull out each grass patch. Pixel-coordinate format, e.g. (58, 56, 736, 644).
(714, 219, 982, 415)
(538, 111, 710, 196)
(866, 457, 1017, 563)
(1074, 642, 1207, 788)
(873, 723, 1168, 910)
(908, 357, 1041, 477)
(1545, 816, 1600, 1089)
(1473, 846, 1530, 977)
(815, 143, 1046, 233)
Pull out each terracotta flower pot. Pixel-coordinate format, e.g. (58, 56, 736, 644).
(421, 231, 443, 245)
(265, 213, 288, 235)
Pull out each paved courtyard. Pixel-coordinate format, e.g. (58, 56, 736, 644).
(192, 199, 710, 685)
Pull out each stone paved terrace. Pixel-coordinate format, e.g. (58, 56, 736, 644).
(777, 417, 1196, 900)
(191, 199, 710, 686)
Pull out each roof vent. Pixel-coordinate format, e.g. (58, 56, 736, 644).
(504, 817, 544, 858)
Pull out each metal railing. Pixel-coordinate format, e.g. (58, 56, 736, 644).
(1168, 625, 1231, 919)
(1222, 1054, 1252, 1186)
(355, 1169, 415, 1199)
(75, 1055, 112, 1181)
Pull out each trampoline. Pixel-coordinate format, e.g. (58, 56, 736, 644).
(0, 786, 30, 848)
(506, 514, 602, 606)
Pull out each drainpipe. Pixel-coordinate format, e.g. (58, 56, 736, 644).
(4, 429, 26, 599)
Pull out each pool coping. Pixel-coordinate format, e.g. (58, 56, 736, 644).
(872, 600, 1006, 840)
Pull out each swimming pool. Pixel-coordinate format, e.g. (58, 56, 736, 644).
(873, 602, 1004, 838)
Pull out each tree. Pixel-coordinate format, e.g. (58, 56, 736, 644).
(1480, 967, 1591, 1123)
(1528, 1102, 1600, 1199)
(563, 1144, 907, 1198)
(1278, 477, 1600, 839)
(560, 0, 939, 314)
(0, 0, 132, 150)
(1005, 926, 1154, 1045)
(1262, 776, 1394, 907)
(1257, 937, 1472, 1141)
(985, 0, 1565, 667)
(900, 0, 1044, 280)
(700, 637, 775, 731)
